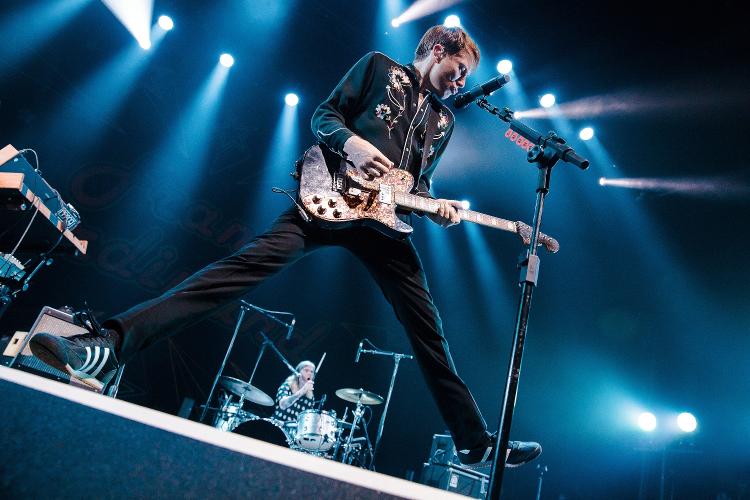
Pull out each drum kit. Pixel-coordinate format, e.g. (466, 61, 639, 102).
(210, 375, 385, 465)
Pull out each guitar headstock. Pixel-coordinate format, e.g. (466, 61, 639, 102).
(515, 221, 560, 254)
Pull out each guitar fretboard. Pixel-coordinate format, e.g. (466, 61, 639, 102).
(394, 192, 516, 233)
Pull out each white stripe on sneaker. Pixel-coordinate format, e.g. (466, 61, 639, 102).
(78, 346, 93, 372)
(90, 348, 110, 377)
(80, 346, 100, 373)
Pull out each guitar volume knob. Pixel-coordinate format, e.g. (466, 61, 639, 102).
(328, 199, 337, 207)
(312, 195, 321, 204)
(317, 206, 326, 215)
(332, 209, 342, 218)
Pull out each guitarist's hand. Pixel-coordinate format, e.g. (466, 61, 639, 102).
(343, 135, 394, 178)
(428, 199, 462, 228)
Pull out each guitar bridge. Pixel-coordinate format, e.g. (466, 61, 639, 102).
(378, 184, 393, 205)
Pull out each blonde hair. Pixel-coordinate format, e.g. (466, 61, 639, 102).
(414, 25, 480, 68)
(286, 360, 315, 399)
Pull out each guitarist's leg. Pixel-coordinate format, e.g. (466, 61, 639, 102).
(346, 230, 490, 453)
(105, 207, 320, 362)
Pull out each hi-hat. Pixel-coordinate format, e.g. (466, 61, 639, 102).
(335, 387, 384, 405)
(219, 376, 274, 406)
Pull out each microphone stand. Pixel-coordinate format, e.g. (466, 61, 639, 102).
(470, 98, 588, 500)
(199, 301, 296, 423)
(359, 346, 414, 470)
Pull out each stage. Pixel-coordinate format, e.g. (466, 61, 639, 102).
(0, 365, 463, 499)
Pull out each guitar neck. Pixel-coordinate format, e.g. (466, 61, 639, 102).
(394, 192, 516, 233)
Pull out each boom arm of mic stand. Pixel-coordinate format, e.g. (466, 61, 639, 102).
(240, 300, 296, 334)
(360, 348, 414, 360)
(475, 99, 590, 170)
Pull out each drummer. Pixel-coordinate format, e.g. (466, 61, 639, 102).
(272, 360, 316, 422)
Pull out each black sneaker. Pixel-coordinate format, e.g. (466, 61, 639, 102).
(459, 440, 542, 470)
(30, 328, 120, 391)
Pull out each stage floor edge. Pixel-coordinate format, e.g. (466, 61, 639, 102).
(0, 365, 463, 499)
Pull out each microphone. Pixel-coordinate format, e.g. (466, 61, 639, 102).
(453, 74, 511, 109)
(286, 317, 296, 340)
(355, 341, 363, 363)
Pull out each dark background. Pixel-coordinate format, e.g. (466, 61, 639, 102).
(1, 1, 749, 498)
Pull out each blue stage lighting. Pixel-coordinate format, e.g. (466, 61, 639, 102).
(444, 15, 461, 28)
(496, 59, 513, 74)
(638, 412, 657, 432)
(540, 93, 556, 108)
(677, 412, 697, 432)
(579, 127, 595, 141)
(285, 93, 300, 106)
(219, 53, 235, 68)
(139, 39, 151, 50)
(460, 200, 470, 210)
(158, 15, 174, 31)
(391, 18, 401, 28)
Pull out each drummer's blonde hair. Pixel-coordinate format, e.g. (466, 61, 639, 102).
(286, 360, 315, 399)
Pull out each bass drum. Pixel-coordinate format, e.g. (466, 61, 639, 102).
(233, 418, 293, 448)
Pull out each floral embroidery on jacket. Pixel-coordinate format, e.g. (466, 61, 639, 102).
(374, 66, 412, 137)
(417, 109, 450, 159)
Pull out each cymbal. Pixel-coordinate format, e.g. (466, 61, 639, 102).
(219, 376, 274, 406)
(335, 387, 384, 405)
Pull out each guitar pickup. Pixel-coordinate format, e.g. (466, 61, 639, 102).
(378, 184, 393, 205)
(332, 172, 346, 192)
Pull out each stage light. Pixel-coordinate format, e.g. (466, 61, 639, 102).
(460, 200, 470, 210)
(496, 59, 513, 74)
(579, 127, 595, 141)
(677, 412, 697, 433)
(285, 93, 299, 106)
(540, 93, 556, 108)
(391, 18, 401, 28)
(219, 53, 235, 68)
(599, 177, 606, 186)
(638, 412, 657, 432)
(139, 39, 151, 50)
(158, 15, 174, 31)
(444, 15, 461, 28)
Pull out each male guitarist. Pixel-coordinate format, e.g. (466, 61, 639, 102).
(30, 25, 541, 469)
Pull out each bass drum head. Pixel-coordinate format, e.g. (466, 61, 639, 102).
(232, 418, 291, 448)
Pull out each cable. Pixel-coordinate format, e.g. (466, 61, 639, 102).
(271, 186, 311, 222)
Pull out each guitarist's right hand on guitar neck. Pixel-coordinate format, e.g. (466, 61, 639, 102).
(343, 135, 394, 178)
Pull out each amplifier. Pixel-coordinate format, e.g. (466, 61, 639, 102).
(4, 306, 100, 392)
(420, 463, 488, 498)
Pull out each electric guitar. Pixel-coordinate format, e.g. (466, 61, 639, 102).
(296, 144, 559, 253)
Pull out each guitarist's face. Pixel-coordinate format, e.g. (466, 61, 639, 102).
(427, 46, 475, 99)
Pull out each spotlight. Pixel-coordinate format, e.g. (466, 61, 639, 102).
(219, 53, 234, 68)
(638, 412, 657, 432)
(496, 59, 513, 74)
(139, 39, 151, 50)
(460, 200, 470, 210)
(444, 15, 461, 28)
(599, 177, 606, 186)
(285, 93, 299, 106)
(579, 127, 595, 141)
(158, 15, 174, 31)
(540, 93, 556, 108)
(391, 18, 401, 28)
(677, 412, 697, 433)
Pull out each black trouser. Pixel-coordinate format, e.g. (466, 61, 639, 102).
(106, 207, 489, 451)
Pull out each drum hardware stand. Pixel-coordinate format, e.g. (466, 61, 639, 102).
(199, 300, 296, 423)
(470, 98, 589, 500)
(356, 341, 414, 470)
(340, 395, 367, 465)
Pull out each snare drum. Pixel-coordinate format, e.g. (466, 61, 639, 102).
(295, 410, 339, 451)
(233, 418, 294, 448)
